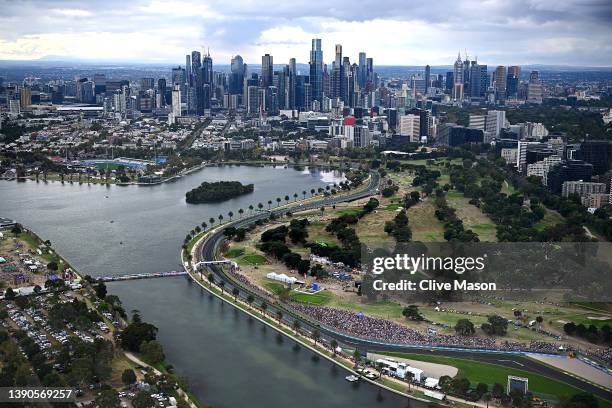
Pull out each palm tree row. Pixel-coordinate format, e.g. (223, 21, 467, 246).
(183, 183, 342, 247)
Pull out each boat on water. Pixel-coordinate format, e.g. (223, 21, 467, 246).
(345, 375, 359, 383)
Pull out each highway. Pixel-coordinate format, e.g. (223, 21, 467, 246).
(195, 170, 611, 401)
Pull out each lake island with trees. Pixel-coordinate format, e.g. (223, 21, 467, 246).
(185, 180, 255, 204)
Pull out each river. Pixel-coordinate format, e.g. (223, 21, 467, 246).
(0, 165, 415, 408)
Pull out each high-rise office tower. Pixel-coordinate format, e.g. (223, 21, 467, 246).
(230, 55, 245, 96)
(203, 51, 213, 85)
(445, 72, 454, 92)
(507, 66, 521, 79)
(140, 78, 155, 91)
(185, 54, 192, 86)
(424, 65, 431, 94)
(452, 53, 464, 101)
(469, 63, 487, 98)
(506, 66, 521, 99)
(331, 44, 343, 100)
(93, 73, 106, 95)
(463, 56, 471, 95)
(287, 58, 297, 109)
(261, 54, 273, 88)
(366, 58, 374, 88)
(358, 52, 366, 89)
(494, 66, 507, 101)
(527, 71, 543, 104)
(191, 51, 203, 114)
(342, 56, 351, 104)
(191, 51, 201, 80)
(157, 78, 167, 106)
(309, 39, 323, 102)
(171, 84, 181, 120)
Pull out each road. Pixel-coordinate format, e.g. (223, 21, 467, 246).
(194, 171, 611, 401)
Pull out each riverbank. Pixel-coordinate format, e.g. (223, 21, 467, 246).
(0, 223, 204, 408)
(182, 227, 494, 407)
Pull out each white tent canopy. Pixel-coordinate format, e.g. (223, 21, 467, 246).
(266, 272, 297, 284)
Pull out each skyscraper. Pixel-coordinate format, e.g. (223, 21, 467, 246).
(494, 66, 507, 101)
(185, 54, 192, 86)
(309, 39, 323, 102)
(331, 44, 343, 100)
(358, 52, 367, 89)
(424, 65, 431, 94)
(229, 55, 245, 96)
(261, 54, 273, 89)
(469, 63, 487, 98)
(191, 51, 203, 114)
(527, 71, 543, 104)
(287, 58, 297, 109)
(202, 50, 213, 110)
(506, 66, 521, 99)
(452, 53, 464, 101)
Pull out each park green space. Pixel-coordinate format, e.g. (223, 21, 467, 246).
(379, 351, 612, 407)
(446, 194, 497, 241)
(407, 199, 445, 241)
(224, 246, 266, 265)
(534, 208, 565, 231)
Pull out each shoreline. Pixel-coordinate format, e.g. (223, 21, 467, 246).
(1, 223, 203, 408)
(3, 160, 345, 188)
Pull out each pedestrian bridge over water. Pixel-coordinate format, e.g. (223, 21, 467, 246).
(97, 260, 238, 282)
(97, 271, 187, 282)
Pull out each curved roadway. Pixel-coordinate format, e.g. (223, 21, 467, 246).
(195, 171, 610, 401)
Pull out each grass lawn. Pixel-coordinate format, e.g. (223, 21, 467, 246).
(502, 180, 516, 195)
(535, 209, 564, 231)
(264, 282, 285, 295)
(327, 298, 404, 319)
(305, 221, 341, 247)
(110, 355, 137, 387)
(241, 254, 267, 265)
(225, 247, 245, 258)
(337, 208, 363, 217)
(380, 351, 612, 407)
(446, 195, 497, 241)
(407, 199, 445, 241)
(445, 190, 465, 199)
(290, 290, 333, 305)
(354, 206, 397, 248)
(438, 173, 451, 186)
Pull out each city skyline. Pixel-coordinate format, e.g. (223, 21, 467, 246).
(1, 0, 612, 66)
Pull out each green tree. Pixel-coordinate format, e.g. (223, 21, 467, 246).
(330, 339, 338, 354)
(132, 391, 156, 408)
(454, 319, 475, 336)
(402, 305, 424, 321)
(140, 340, 165, 365)
(121, 368, 137, 386)
(559, 393, 599, 408)
(292, 319, 301, 334)
(120, 321, 158, 352)
(312, 329, 321, 345)
(4, 287, 15, 300)
(95, 282, 107, 300)
(94, 389, 120, 408)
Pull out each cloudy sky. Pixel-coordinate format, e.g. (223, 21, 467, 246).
(1, 0, 611, 66)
